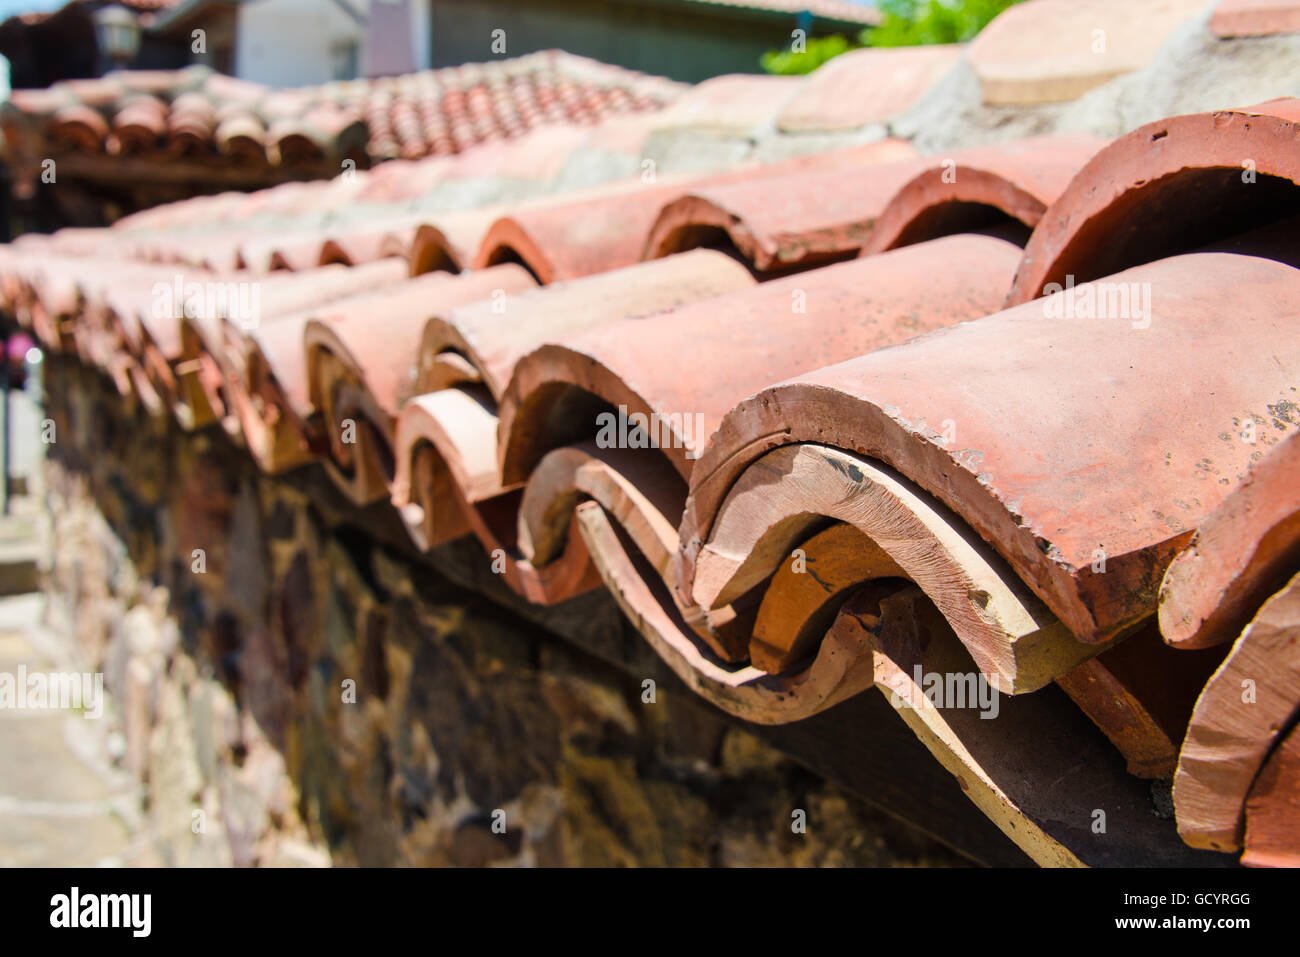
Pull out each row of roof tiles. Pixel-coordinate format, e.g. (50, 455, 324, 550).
(1, 52, 684, 168)
(6, 92, 1300, 866)
(10, 0, 1300, 178)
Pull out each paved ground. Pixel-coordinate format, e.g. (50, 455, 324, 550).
(0, 369, 148, 867)
(0, 596, 143, 867)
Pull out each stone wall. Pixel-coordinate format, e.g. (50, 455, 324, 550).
(35, 355, 966, 867)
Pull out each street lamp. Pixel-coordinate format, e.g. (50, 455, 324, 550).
(93, 5, 142, 70)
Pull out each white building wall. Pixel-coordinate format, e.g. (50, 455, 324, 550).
(410, 0, 432, 71)
(234, 0, 366, 87)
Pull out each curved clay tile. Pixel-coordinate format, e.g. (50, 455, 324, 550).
(42, 227, 121, 257)
(192, 235, 249, 273)
(7, 87, 71, 119)
(408, 206, 510, 275)
(1211, 0, 1300, 37)
(682, 227, 1300, 664)
(269, 130, 323, 167)
(390, 391, 602, 604)
(472, 139, 914, 281)
(100, 275, 170, 360)
(167, 90, 217, 155)
(574, 496, 1215, 868)
(651, 73, 802, 137)
(440, 123, 590, 183)
(303, 266, 535, 505)
(1242, 722, 1300, 866)
(1005, 99, 1300, 306)
(777, 44, 964, 134)
(643, 155, 932, 272)
(316, 213, 430, 267)
(213, 111, 268, 162)
(1159, 429, 1300, 649)
(474, 179, 698, 283)
(391, 386, 514, 550)
(968, 0, 1207, 105)
(234, 313, 322, 474)
(25, 263, 83, 351)
(517, 440, 685, 578)
(355, 155, 448, 203)
(1174, 570, 1300, 853)
(73, 259, 183, 356)
(418, 250, 750, 402)
(239, 227, 337, 274)
(692, 441, 1090, 688)
(167, 259, 410, 432)
(201, 71, 268, 111)
(110, 95, 168, 155)
(49, 103, 110, 153)
(861, 134, 1106, 253)
(498, 234, 1022, 663)
(268, 104, 365, 166)
(500, 233, 1020, 487)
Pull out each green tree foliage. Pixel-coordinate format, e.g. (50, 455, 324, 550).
(759, 0, 1023, 75)
(865, 0, 1022, 48)
(760, 34, 854, 75)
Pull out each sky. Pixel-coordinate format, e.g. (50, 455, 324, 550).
(0, 0, 66, 19)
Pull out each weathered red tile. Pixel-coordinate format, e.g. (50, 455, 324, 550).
(644, 152, 939, 271)
(1242, 721, 1300, 866)
(777, 45, 963, 133)
(1174, 570, 1300, 852)
(862, 134, 1105, 253)
(968, 0, 1207, 104)
(171, 258, 411, 430)
(651, 73, 803, 136)
(685, 228, 1300, 654)
(1211, 0, 1300, 36)
(303, 266, 535, 504)
(419, 249, 753, 401)
(497, 234, 1023, 659)
(1159, 428, 1300, 649)
(1005, 99, 1300, 306)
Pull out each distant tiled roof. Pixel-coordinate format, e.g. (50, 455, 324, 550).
(0, 52, 685, 169)
(8, 0, 1300, 870)
(1210, 0, 1300, 36)
(340, 51, 686, 161)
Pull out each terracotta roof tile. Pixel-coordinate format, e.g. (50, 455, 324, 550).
(650, 73, 804, 136)
(304, 267, 538, 504)
(1242, 720, 1300, 866)
(685, 225, 1300, 664)
(1, 52, 684, 171)
(1159, 427, 1300, 649)
(861, 134, 1105, 253)
(13, 62, 1300, 869)
(776, 45, 964, 133)
(480, 137, 917, 280)
(498, 231, 1022, 488)
(1005, 99, 1300, 305)
(969, 0, 1209, 105)
(1210, 0, 1300, 36)
(416, 249, 755, 402)
(645, 148, 946, 271)
(1174, 571, 1300, 852)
